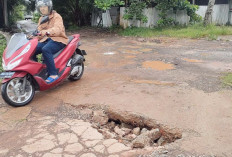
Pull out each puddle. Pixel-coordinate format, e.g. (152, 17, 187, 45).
(142, 61, 175, 71)
(133, 80, 175, 86)
(183, 58, 202, 63)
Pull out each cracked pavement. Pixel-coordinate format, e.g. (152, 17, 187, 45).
(0, 21, 232, 156)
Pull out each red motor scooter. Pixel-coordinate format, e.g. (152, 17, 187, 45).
(0, 18, 87, 107)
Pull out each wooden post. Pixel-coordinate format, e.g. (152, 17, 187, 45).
(193, 0, 195, 5)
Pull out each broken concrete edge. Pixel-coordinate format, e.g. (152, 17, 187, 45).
(67, 103, 182, 144)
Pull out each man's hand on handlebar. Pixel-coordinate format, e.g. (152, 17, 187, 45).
(27, 30, 50, 39)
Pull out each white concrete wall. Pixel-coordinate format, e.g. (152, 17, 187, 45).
(91, 7, 119, 27)
(91, 10, 113, 27)
(92, 4, 230, 28)
(120, 7, 189, 28)
(196, 4, 229, 25)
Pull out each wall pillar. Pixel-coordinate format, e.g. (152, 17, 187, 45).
(228, 0, 232, 25)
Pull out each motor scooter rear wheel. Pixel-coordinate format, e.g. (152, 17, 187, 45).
(68, 63, 84, 81)
(1, 78, 35, 107)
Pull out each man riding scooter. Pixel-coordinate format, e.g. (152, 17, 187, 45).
(34, 0, 68, 84)
(0, 0, 86, 107)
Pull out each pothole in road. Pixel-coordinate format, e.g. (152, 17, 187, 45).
(142, 61, 175, 71)
(182, 58, 203, 63)
(58, 104, 182, 149)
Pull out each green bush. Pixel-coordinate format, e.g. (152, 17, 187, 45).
(155, 0, 201, 27)
(94, 0, 124, 11)
(0, 34, 7, 72)
(123, 0, 148, 23)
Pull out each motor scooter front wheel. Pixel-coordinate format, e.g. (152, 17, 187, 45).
(1, 78, 35, 107)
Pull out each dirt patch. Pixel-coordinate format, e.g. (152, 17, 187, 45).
(142, 61, 175, 71)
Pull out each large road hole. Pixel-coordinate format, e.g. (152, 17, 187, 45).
(61, 104, 182, 149)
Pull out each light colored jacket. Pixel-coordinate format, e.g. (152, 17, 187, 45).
(38, 11, 68, 45)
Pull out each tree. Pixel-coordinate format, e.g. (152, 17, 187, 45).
(0, 0, 9, 27)
(53, 0, 95, 27)
(204, 0, 215, 25)
(24, 0, 36, 14)
(3, 0, 8, 26)
(0, 0, 26, 28)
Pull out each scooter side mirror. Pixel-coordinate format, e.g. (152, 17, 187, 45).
(40, 16, 49, 25)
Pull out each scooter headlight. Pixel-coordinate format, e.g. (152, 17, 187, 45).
(3, 58, 23, 71)
(2, 44, 30, 71)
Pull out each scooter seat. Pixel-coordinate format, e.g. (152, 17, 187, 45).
(52, 36, 74, 59)
(40, 36, 74, 62)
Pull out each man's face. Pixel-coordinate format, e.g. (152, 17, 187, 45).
(40, 6, 49, 15)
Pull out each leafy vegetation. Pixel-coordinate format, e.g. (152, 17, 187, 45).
(119, 23, 232, 39)
(155, 0, 201, 27)
(53, 0, 95, 27)
(1, 0, 201, 28)
(9, 5, 25, 24)
(0, 0, 29, 27)
(0, 34, 7, 72)
(94, 0, 125, 11)
(32, 12, 40, 23)
(122, 0, 201, 27)
(123, 0, 148, 23)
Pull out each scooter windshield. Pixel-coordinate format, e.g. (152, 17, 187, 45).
(5, 33, 29, 59)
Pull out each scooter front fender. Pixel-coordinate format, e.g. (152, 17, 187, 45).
(1, 71, 27, 84)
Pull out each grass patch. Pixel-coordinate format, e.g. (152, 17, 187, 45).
(221, 73, 232, 87)
(119, 23, 232, 39)
(0, 34, 7, 72)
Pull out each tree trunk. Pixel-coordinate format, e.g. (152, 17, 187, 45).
(204, 0, 215, 25)
(228, 0, 232, 25)
(3, 0, 8, 27)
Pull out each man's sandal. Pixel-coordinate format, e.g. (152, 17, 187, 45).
(46, 76, 59, 84)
